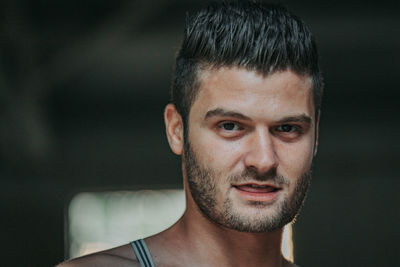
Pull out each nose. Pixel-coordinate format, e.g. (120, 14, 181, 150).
(243, 128, 278, 173)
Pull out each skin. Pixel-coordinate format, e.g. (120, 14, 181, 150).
(57, 67, 318, 267)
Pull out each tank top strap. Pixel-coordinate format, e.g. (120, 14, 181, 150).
(130, 239, 155, 267)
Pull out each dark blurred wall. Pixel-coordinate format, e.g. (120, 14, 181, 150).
(1, 1, 399, 266)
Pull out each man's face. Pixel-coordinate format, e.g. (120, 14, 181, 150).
(183, 67, 316, 232)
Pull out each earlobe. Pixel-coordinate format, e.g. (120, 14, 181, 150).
(164, 104, 184, 155)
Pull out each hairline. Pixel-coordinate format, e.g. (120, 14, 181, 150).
(183, 63, 317, 124)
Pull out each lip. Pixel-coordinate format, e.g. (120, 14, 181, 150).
(232, 183, 281, 202)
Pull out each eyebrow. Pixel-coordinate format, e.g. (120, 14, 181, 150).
(204, 108, 312, 124)
(204, 108, 251, 120)
(277, 114, 312, 124)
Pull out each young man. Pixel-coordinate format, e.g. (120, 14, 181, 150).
(59, 1, 323, 266)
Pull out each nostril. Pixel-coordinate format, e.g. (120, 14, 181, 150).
(244, 149, 278, 171)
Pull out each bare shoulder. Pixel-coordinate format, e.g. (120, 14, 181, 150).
(56, 244, 140, 267)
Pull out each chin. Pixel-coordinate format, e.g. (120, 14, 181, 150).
(216, 199, 295, 233)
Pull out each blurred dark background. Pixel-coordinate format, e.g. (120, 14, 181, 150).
(1, 0, 399, 266)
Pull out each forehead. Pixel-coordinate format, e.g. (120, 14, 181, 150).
(191, 67, 314, 121)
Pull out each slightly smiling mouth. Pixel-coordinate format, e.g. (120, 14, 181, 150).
(232, 183, 281, 202)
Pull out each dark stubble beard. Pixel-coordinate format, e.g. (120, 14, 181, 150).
(184, 140, 312, 233)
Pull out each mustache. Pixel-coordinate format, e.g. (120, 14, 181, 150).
(228, 168, 289, 186)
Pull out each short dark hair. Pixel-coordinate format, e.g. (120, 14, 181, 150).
(171, 0, 323, 126)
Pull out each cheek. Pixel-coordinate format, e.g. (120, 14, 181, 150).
(190, 131, 243, 174)
(276, 139, 314, 177)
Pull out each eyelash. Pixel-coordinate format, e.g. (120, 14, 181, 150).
(218, 122, 243, 131)
(216, 121, 303, 141)
(275, 124, 301, 133)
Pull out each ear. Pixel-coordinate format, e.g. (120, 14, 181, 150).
(164, 103, 184, 155)
(313, 110, 321, 157)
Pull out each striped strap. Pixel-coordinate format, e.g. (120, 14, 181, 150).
(131, 239, 155, 267)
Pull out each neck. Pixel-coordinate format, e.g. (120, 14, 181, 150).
(151, 193, 291, 267)
(186, 205, 285, 266)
